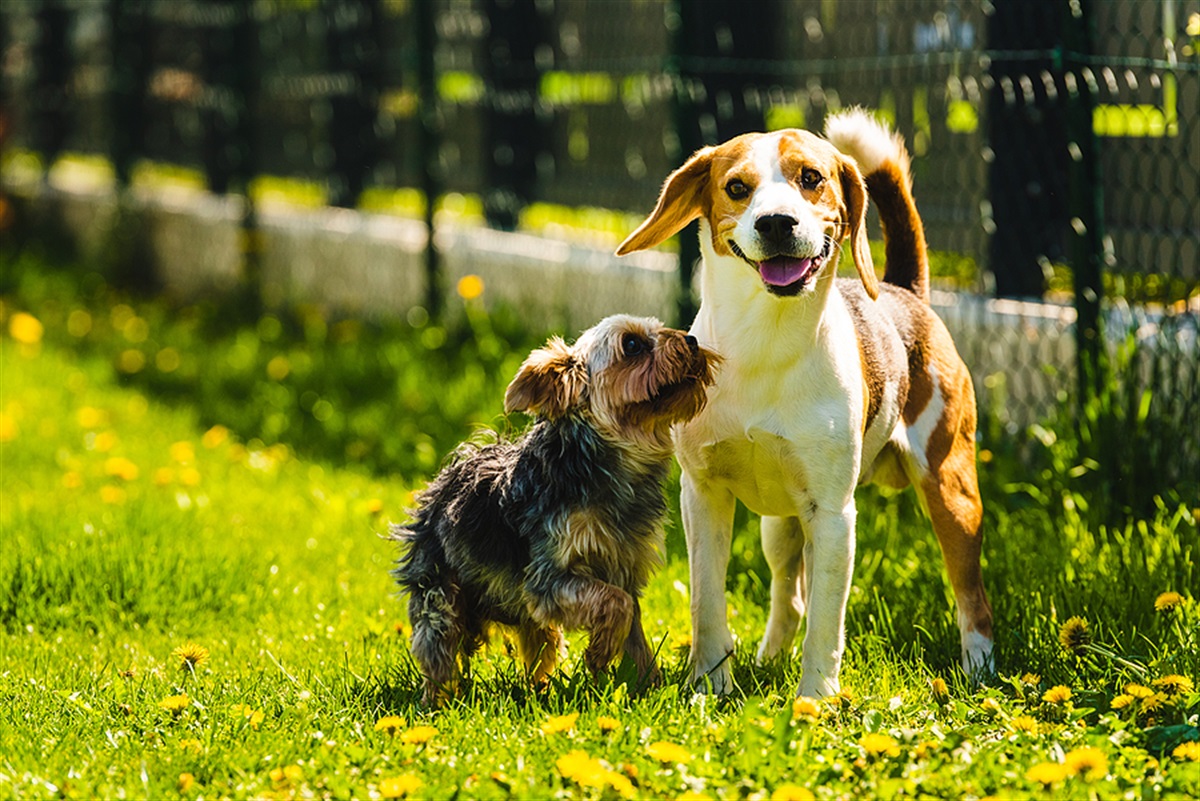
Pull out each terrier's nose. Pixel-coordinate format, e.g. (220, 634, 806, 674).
(755, 213, 798, 241)
(685, 335, 699, 353)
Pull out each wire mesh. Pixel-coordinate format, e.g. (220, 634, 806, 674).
(1, 0, 1196, 501)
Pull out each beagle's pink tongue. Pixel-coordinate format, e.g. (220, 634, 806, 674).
(758, 256, 813, 287)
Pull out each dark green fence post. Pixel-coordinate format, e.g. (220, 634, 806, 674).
(414, 0, 441, 318)
(108, 0, 149, 187)
(668, 0, 699, 327)
(324, 0, 382, 209)
(985, 0, 1067, 299)
(480, 0, 549, 231)
(1062, 0, 1105, 407)
(33, 0, 70, 177)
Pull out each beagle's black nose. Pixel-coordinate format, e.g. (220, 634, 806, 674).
(755, 213, 798, 242)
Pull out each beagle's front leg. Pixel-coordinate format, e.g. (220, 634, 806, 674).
(796, 501, 857, 698)
(681, 471, 738, 695)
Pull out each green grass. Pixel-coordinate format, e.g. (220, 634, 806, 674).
(2, 263, 1198, 799)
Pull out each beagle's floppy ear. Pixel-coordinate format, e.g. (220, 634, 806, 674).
(616, 147, 715, 255)
(504, 337, 587, 419)
(839, 155, 879, 300)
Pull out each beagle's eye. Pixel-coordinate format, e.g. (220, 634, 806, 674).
(621, 333, 648, 357)
(725, 179, 750, 200)
(800, 168, 823, 190)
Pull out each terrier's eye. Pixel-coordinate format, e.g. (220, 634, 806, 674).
(800, 168, 823, 190)
(725, 179, 750, 200)
(621, 333, 647, 357)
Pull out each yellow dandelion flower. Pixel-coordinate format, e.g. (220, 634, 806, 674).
(1152, 675, 1195, 697)
(266, 355, 291, 382)
(374, 715, 406, 735)
(860, 732, 901, 758)
(154, 468, 175, 486)
(178, 738, 203, 754)
(283, 765, 303, 783)
(1026, 761, 1068, 785)
(1020, 673, 1041, 686)
(158, 694, 190, 714)
(104, 457, 140, 481)
(457, 274, 485, 300)
(1064, 746, 1108, 780)
(1155, 591, 1185, 611)
(179, 467, 201, 486)
(202, 425, 230, 449)
(92, 431, 118, 452)
(171, 642, 209, 672)
(1009, 715, 1039, 734)
(1042, 685, 1073, 704)
(76, 406, 106, 429)
(379, 774, 423, 798)
(8, 312, 44, 345)
(646, 740, 692, 763)
(1141, 693, 1168, 713)
(1058, 616, 1091, 653)
(62, 471, 83, 489)
(1125, 683, 1155, 699)
(366, 498, 385, 515)
(1110, 694, 1134, 711)
(556, 749, 608, 787)
(678, 793, 712, 801)
(792, 696, 822, 722)
(230, 703, 265, 729)
(170, 441, 195, 463)
(117, 349, 146, 374)
(1173, 741, 1200, 762)
(0, 413, 15, 443)
(596, 715, 621, 733)
(914, 740, 940, 760)
(930, 677, 950, 704)
(771, 784, 815, 801)
(981, 697, 1003, 716)
(178, 773, 195, 793)
(100, 485, 127, 505)
(400, 725, 437, 745)
(605, 770, 636, 800)
(541, 712, 579, 735)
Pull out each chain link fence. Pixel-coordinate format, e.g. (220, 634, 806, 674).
(2, 0, 1197, 504)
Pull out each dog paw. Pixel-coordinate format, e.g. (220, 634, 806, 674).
(797, 673, 840, 699)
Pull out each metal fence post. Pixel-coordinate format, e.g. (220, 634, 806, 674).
(668, 0, 699, 327)
(1062, 0, 1105, 406)
(324, 0, 382, 209)
(414, 0, 441, 318)
(32, 0, 70, 178)
(108, 0, 148, 187)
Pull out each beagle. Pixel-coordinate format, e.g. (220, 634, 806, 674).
(617, 109, 994, 698)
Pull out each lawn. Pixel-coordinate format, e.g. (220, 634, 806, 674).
(1, 258, 1197, 799)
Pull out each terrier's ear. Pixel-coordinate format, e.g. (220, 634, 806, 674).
(616, 146, 715, 255)
(504, 338, 587, 419)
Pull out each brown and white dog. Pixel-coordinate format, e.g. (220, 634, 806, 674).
(616, 109, 993, 698)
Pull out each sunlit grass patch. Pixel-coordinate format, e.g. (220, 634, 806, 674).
(1, 259, 1197, 799)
